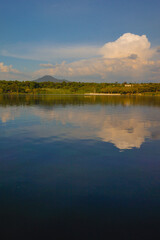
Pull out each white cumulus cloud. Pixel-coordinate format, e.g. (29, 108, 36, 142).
(0, 62, 20, 73)
(33, 33, 159, 82)
(100, 33, 153, 59)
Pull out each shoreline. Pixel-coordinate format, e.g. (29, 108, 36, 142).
(1, 92, 160, 95)
(84, 93, 121, 96)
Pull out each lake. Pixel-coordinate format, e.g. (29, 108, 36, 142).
(0, 94, 160, 239)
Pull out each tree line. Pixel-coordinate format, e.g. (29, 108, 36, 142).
(0, 80, 160, 94)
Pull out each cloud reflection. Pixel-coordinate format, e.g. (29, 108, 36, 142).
(32, 106, 160, 150)
(1, 101, 160, 150)
(0, 107, 20, 123)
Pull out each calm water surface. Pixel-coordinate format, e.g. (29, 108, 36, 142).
(0, 95, 160, 239)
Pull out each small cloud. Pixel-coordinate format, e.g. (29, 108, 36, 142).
(128, 54, 138, 59)
(40, 63, 54, 68)
(156, 47, 160, 53)
(0, 62, 32, 80)
(0, 62, 20, 73)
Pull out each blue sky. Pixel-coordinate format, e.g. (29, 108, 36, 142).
(0, 0, 160, 82)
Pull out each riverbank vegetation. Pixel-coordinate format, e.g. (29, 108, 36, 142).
(0, 80, 160, 95)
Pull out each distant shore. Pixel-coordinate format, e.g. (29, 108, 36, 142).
(1, 92, 160, 96)
(85, 93, 121, 96)
(85, 93, 160, 96)
(0, 80, 160, 95)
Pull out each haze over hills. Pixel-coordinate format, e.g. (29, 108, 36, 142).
(33, 75, 69, 83)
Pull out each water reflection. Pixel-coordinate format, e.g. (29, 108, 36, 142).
(0, 95, 160, 150)
(0, 107, 20, 123)
(1, 94, 160, 107)
(1, 95, 160, 239)
(98, 116, 160, 149)
(32, 107, 160, 150)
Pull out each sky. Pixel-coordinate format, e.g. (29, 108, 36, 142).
(0, 0, 160, 82)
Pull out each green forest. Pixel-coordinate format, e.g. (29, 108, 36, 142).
(0, 80, 160, 95)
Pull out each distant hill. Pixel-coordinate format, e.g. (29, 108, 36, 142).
(33, 75, 69, 83)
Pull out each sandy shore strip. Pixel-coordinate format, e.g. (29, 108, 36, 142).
(84, 93, 121, 96)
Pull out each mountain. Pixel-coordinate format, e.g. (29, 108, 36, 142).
(33, 75, 69, 83)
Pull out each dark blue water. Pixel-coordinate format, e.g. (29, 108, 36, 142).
(0, 95, 160, 239)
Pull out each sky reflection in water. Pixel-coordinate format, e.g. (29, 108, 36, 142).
(0, 95, 160, 239)
(1, 95, 160, 150)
